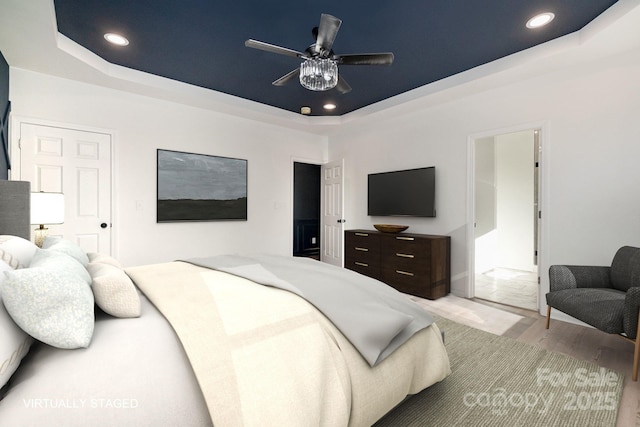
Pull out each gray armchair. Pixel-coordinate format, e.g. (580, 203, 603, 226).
(546, 246, 640, 381)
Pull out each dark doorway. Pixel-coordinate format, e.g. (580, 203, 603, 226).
(293, 162, 320, 259)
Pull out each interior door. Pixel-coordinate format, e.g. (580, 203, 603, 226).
(321, 159, 344, 267)
(18, 122, 112, 253)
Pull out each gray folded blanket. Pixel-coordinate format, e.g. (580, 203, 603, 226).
(184, 254, 434, 366)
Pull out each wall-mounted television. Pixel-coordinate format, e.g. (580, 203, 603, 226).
(368, 166, 435, 217)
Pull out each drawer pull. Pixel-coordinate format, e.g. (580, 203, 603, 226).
(396, 270, 415, 277)
(355, 262, 369, 267)
(396, 236, 415, 241)
(396, 253, 414, 259)
(355, 247, 369, 252)
(355, 233, 369, 237)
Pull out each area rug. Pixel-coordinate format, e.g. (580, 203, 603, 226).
(374, 316, 623, 427)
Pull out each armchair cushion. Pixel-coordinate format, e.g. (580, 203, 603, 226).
(610, 246, 640, 292)
(549, 265, 610, 291)
(546, 288, 625, 334)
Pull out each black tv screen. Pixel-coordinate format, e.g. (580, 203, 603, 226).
(368, 167, 435, 217)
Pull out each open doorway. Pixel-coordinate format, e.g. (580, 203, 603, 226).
(473, 129, 540, 310)
(293, 162, 321, 259)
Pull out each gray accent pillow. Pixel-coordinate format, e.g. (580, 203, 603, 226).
(1, 267, 95, 349)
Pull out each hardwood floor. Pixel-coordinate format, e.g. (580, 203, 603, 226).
(412, 294, 640, 427)
(474, 267, 538, 310)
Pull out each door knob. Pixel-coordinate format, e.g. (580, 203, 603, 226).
(100, 223, 108, 229)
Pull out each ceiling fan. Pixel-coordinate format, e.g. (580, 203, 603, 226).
(245, 13, 394, 94)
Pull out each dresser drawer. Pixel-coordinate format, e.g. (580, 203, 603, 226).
(381, 254, 429, 276)
(345, 231, 381, 260)
(381, 267, 446, 299)
(345, 255, 381, 279)
(381, 234, 429, 256)
(345, 231, 380, 251)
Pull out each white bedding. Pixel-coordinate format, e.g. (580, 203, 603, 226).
(0, 293, 212, 427)
(1, 259, 450, 427)
(127, 261, 451, 426)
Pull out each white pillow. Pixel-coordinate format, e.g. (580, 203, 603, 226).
(2, 267, 95, 349)
(87, 263, 141, 318)
(87, 252, 123, 269)
(42, 237, 90, 267)
(0, 260, 33, 389)
(31, 249, 92, 285)
(0, 235, 38, 269)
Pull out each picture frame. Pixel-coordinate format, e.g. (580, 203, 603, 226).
(157, 149, 247, 222)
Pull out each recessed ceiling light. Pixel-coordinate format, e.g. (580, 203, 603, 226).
(526, 12, 555, 29)
(104, 33, 129, 46)
(323, 103, 337, 110)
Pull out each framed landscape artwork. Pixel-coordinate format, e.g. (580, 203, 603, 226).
(157, 149, 247, 222)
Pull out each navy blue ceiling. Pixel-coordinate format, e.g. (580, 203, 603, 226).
(53, 0, 617, 116)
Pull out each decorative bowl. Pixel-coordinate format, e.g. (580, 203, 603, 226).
(374, 224, 409, 233)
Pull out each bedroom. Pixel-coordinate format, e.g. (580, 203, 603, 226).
(1, 0, 640, 425)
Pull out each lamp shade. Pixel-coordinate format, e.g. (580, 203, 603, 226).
(30, 192, 65, 225)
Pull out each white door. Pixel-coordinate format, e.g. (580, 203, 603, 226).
(18, 122, 112, 253)
(321, 159, 344, 267)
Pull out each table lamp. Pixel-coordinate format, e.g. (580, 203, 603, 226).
(30, 192, 64, 247)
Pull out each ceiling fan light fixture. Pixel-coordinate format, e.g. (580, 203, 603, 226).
(300, 58, 338, 91)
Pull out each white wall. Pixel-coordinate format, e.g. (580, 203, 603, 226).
(474, 131, 536, 275)
(327, 46, 640, 306)
(495, 130, 535, 272)
(6, 5, 640, 316)
(10, 69, 328, 266)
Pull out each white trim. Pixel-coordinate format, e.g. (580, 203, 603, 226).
(466, 120, 551, 313)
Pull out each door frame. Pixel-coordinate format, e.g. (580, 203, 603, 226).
(290, 156, 345, 266)
(466, 120, 550, 315)
(10, 115, 117, 256)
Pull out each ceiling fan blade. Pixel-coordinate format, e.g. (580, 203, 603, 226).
(272, 68, 300, 86)
(245, 39, 306, 59)
(335, 76, 352, 94)
(315, 14, 342, 56)
(335, 53, 395, 65)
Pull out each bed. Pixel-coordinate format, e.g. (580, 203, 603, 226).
(0, 182, 450, 427)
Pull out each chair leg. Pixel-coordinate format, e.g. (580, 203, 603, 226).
(545, 305, 551, 329)
(634, 309, 640, 381)
(633, 338, 639, 382)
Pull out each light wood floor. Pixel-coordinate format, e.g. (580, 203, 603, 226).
(414, 295, 640, 427)
(474, 268, 538, 310)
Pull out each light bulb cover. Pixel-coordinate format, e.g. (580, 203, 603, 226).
(299, 58, 338, 91)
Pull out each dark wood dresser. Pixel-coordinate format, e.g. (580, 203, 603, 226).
(344, 229, 451, 299)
